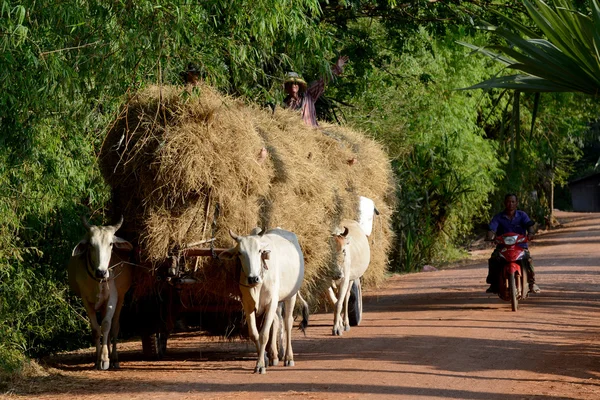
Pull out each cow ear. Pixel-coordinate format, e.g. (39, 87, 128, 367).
(261, 249, 271, 260)
(72, 240, 88, 256)
(218, 247, 237, 261)
(113, 236, 133, 251)
(250, 227, 262, 235)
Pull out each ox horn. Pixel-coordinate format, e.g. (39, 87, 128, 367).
(229, 229, 241, 242)
(111, 215, 124, 232)
(81, 215, 92, 230)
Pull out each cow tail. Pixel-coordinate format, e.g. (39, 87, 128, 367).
(297, 291, 309, 335)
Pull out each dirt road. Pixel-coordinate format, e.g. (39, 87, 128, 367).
(5, 211, 600, 399)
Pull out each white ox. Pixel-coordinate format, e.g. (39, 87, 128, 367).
(329, 219, 370, 336)
(67, 216, 133, 370)
(220, 227, 305, 374)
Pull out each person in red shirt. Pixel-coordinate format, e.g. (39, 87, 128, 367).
(283, 56, 349, 127)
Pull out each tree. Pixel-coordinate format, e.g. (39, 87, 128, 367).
(460, 0, 600, 224)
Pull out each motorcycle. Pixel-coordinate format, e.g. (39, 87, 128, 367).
(492, 232, 531, 311)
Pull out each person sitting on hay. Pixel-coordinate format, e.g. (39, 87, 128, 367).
(283, 56, 349, 128)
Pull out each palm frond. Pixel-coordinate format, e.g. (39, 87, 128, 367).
(460, 0, 600, 95)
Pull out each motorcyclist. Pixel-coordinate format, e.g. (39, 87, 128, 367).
(485, 193, 541, 294)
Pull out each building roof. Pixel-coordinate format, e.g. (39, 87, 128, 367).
(568, 172, 600, 186)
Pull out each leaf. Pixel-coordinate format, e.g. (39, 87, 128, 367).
(529, 92, 540, 140)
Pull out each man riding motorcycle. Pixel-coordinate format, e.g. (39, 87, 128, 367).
(486, 193, 541, 294)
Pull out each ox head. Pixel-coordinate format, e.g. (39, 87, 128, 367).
(72, 216, 133, 280)
(332, 226, 350, 280)
(219, 228, 270, 287)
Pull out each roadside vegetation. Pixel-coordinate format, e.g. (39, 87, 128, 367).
(1, 0, 599, 377)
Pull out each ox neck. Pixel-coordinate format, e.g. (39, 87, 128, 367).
(85, 251, 106, 282)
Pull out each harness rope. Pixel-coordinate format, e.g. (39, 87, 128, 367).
(84, 251, 141, 283)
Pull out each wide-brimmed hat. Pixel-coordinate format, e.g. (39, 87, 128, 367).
(284, 71, 307, 91)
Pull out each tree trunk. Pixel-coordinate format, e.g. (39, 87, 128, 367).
(549, 176, 554, 229)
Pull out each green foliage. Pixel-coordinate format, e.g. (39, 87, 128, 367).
(1, 0, 598, 374)
(461, 0, 600, 94)
(459, 0, 600, 219)
(0, 0, 336, 374)
(336, 28, 503, 271)
(487, 91, 597, 219)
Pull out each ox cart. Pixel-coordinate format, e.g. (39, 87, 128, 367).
(121, 241, 244, 360)
(120, 198, 376, 359)
(100, 85, 391, 358)
(123, 240, 365, 360)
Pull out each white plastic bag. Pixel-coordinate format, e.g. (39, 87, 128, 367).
(358, 196, 375, 236)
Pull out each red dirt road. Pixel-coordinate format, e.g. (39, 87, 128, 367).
(4, 211, 600, 399)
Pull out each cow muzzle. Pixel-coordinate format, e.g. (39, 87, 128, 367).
(95, 269, 109, 279)
(332, 268, 344, 281)
(247, 276, 261, 285)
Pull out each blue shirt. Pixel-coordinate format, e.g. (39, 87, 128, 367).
(489, 210, 533, 249)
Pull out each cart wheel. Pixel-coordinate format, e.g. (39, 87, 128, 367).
(142, 332, 168, 360)
(348, 279, 363, 326)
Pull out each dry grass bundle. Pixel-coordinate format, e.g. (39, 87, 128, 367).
(99, 84, 395, 307)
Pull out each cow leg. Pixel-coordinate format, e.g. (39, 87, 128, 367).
(255, 301, 278, 374)
(240, 288, 258, 352)
(242, 300, 262, 374)
(267, 303, 283, 366)
(327, 284, 338, 307)
(283, 294, 297, 367)
(82, 301, 102, 370)
(109, 294, 126, 369)
(99, 289, 117, 371)
(333, 276, 351, 336)
(342, 280, 353, 332)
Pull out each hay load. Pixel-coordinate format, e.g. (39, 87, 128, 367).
(99, 84, 395, 305)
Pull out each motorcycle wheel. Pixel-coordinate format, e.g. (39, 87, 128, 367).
(509, 273, 518, 312)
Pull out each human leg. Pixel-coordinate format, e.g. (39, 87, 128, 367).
(525, 250, 540, 293)
(486, 249, 501, 293)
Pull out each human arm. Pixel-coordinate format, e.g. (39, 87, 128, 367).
(332, 55, 349, 76)
(520, 211, 536, 238)
(305, 55, 349, 100)
(488, 213, 500, 235)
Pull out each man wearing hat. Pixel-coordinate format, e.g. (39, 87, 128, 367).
(283, 56, 349, 127)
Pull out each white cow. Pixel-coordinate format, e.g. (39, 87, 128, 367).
(220, 227, 305, 374)
(67, 216, 133, 370)
(329, 219, 370, 336)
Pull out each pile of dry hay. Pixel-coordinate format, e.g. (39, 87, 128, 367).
(99, 84, 395, 307)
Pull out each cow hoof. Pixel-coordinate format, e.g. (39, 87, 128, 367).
(332, 327, 343, 336)
(284, 360, 294, 367)
(344, 325, 351, 332)
(110, 361, 120, 369)
(269, 358, 279, 366)
(254, 366, 267, 374)
(100, 360, 110, 370)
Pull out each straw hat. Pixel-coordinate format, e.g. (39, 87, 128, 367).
(284, 71, 307, 91)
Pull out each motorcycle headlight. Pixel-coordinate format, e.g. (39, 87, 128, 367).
(503, 235, 518, 245)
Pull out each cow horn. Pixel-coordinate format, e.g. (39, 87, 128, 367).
(229, 229, 241, 242)
(112, 215, 124, 231)
(81, 215, 92, 230)
(258, 227, 266, 237)
(341, 227, 349, 237)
